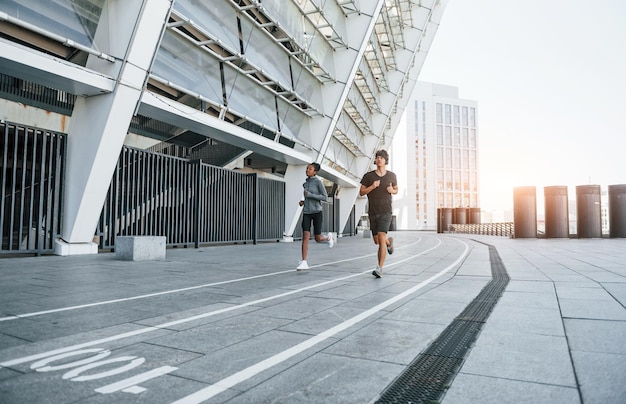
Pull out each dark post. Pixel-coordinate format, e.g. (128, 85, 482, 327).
(608, 184, 626, 238)
(469, 207, 481, 224)
(544, 186, 569, 238)
(513, 186, 537, 238)
(441, 208, 454, 232)
(576, 185, 602, 238)
(454, 207, 468, 224)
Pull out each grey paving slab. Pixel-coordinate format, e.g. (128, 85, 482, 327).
(571, 350, 626, 404)
(251, 295, 344, 321)
(486, 304, 565, 337)
(134, 303, 260, 331)
(225, 352, 404, 404)
(556, 284, 618, 300)
(564, 319, 626, 355)
(383, 297, 468, 326)
(276, 305, 384, 337)
(559, 297, 626, 320)
(497, 289, 558, 310)
(171, 329, 318, 385)
(147, 314, 293, 355)
(442, 373, 580, 404)
(322, 318, 444, 365)
(417, 278, 489, 304)
(459, 330, 576, 387)
(604, 282, 626, 305)
(74, 375, 217, 404)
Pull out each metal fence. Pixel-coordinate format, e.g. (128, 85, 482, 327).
(0, 121, 66, 255)
(450, 222, 514, 237)
(96, 146, 291, 249)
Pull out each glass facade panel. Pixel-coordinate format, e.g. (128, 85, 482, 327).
(422, 101, 426, 134)
(445, 104, 451, 124)
(223, 65, 279, 131)
(436, 103, 443, 123)
(2, 0, 105, 48)
(277, 97, 310, 145)
(290, 62, 317, 100)
(240, 17, 293, 91)
(445, 170, 452, 191)
(174, 0, 240, 54)
(414, 100, 420, 134)
(153, 31, 223, 105)
(437, 125, 443, 145)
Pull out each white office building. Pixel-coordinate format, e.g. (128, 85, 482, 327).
(392, 82, 479, 230)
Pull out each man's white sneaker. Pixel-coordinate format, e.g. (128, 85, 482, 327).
(296, 260, 309, 271)
(327, 233, 335, 248)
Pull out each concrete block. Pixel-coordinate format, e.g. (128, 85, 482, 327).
(115, 236, 166, 261)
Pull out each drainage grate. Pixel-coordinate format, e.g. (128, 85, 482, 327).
(375, 243, 509, 403)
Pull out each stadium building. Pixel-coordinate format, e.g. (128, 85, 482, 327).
(0, 0, 448, 255)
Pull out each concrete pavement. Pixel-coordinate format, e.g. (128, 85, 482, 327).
(0, 232, 624, 403)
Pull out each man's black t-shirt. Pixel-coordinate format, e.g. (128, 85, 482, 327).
(360, 170, 397, 214)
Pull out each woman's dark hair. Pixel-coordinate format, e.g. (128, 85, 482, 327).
(310, 162, 321, 172)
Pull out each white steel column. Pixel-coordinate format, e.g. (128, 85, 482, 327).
(310, 1, 384, 237)
(57, 0, 172, 255)
(283, 164, 307, 240)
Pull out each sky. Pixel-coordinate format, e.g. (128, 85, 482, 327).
(417, 0, 626, 212)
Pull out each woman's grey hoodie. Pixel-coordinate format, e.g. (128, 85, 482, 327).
(302, 176, 328, 214)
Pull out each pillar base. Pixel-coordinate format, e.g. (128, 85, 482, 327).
(54, 239, 98, 256)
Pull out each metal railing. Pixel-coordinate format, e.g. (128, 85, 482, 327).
(96, 146, 295, 250)
(1, 121, 66, 255)
(450, 223, 514, 238)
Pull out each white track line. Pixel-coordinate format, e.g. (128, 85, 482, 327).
(0, 239, 421, 323)
(0, 239, 439, 368)
(171, 239, 469, 404)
